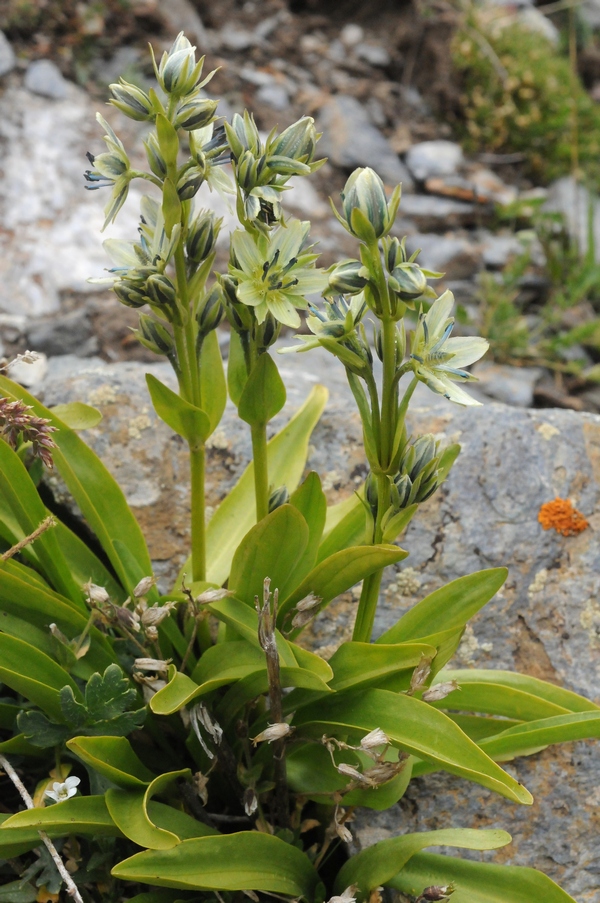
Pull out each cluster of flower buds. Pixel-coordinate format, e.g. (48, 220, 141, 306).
(393, 434, 446, 509)
(83, 577, 175, 644)
(289, 591, 322, 631)
(333, 167, 401, 246)
(0, 395, 57, 468)
(225, 112, 324, 225)
(381, 235, 440, 318)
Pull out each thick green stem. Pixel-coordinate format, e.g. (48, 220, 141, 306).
(379, 315, 398, 471)
(352, 569, 384, 643)
(251, 421, 270, 522)
(190, 445, 206, 582)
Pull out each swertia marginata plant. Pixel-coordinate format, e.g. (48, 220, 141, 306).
(0, 32, 598, 903)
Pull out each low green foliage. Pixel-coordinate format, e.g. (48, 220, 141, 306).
(453, 15, 600, 185)
(0, 30, 597, 903)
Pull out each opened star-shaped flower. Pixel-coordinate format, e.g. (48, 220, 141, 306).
(229, 220, 328, 328)
(410, 290, 488, 406)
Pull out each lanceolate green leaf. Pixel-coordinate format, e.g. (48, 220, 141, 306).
(111, 832, 321, 899)
(199, 329, 227, 435)
(335, 828, 511, 896)
(67, 736, 155, 789)
(50, 402, 103, 430)
(430, 683, 571, 722)
(278, 544, 409, 625)
(376, 568, 508, 644)
(434, 670, 600, 714)
(106, 769, 191, 850)
(0, 375, 154, 597)
(293, 689, 533, 805)
(146, 373, 211, 444)
(0, 796, 121, 844)
(479, 712, 600, 760)
(328, 642, 438, 692)
(201, 384, 328, 586)
(317, 492, 365, 563)
(228, 505, 309, 607)
(388, 852, 578, 902)
(237, 352, 286, 426)
(282, 472, 327, 596)
(0, 438, 80, 603)
(0, 633, 82, 721)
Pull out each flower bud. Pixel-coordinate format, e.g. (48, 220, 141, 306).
(110, 80, 154, 121)
(422, 680, 460, 702)
(295, 592, 322, 613)
(133, 576, 156, 598)
(252, 722, 292, 744)
(177, 165, 204, 200)
(141, 603, 175, 627)
(144, 132, 167, 180)
(417, 886, 454, 902)
(226, 111, 262, 160)
(269, 116, 319, 162)
(84, 581, 109, 604)
(340, 167, 399, 242)
(360, 728, 390, 750)
(187, 209, 221, 263)
(404, 434, 438, 481)
(328, 259, 369, 295)
(175, 97, 218, 131)
(115, 606, 141, 632)
(157, 33, 204, 97)
(244, 787, 258, 816)
(114, 280, 146, 309)
(136, 314, 175, 358)
(268, 485, 289, 512)
(393, 472, 412, 508)
(146, 273, 177, 311)
(196, 284, 223, 337)
(389, 262, 428, 301)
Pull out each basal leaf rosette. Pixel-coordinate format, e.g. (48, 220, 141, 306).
(229, 219, 328, 328)
(410, 291, 488, 406)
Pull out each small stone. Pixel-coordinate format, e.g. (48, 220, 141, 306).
(8, 351, 48, 388)
(255, 82, 290, 111)
(355, 42, 391, 67)
(156, 0, 210, 48)
(340, 24, 364, 47)
(471, 361, 543, 407)
(26, 309, 97, 358)
(405, 234, 482, 280)
(317, 94, 414, 189)
(24, 59, 68, 100)
(544, 176, 600, 261)
(405, 140, 464, 182)
(219, 25, 258, 51)
(482, 235, 527, 269)
(0, 31, 15, 78)
(395, 195, 477, 230)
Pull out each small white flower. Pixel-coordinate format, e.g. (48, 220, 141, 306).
(360, 728, 390, 750)
(252, 722, 292, 744)
(336, 762, 368, 783)
(410, 290, 488, 407)
(328, 886, 358, 903)
(44, 776, 80, 803)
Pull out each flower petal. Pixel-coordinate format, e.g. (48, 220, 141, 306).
(424, 290, 455, 341)
(267, 294, 301, 328)
(443, 336, 489, 368)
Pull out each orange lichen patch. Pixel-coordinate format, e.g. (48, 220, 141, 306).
(538, 498, 589, 536)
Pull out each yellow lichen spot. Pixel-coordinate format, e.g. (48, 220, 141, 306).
(527, 567, 548, 598)
(88, 384, 117, 406)
(538, 498, 589, 536)
(536, 422, 560, 441)
(128, 414, 152, 440)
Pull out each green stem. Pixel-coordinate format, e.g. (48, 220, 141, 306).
(380, 315, 398, 471)
(251, 421, 270, 522)
(352, 569, 384, 643)
(190, 445, 206, 582)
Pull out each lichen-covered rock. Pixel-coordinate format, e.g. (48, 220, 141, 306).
(37, 348, 600, 899)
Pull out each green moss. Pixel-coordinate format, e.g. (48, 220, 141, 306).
(452, 19, 600, 186)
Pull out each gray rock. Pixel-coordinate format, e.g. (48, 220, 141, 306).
(0, 31, 15, 78)
(24, 59, 68, 100)
(405, 140, 464, 182)
(340, 24, 364, 47)
(580, 0, 600, 28)
(317, 94, 414, 189)
(544, 176, 600, 261)
(156, 0, 210, 49)
(394, 195, 478, 231)
(219, 25, 258, 51)
(405, 233, 482, 280)
(26, 308, 97, 357)
(481, 234, 526, 269)
(355, 42, 391, 67)
(35, 350, 600, 899)
(255, 82, 290, 111)
(471, 360, 543, 407)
